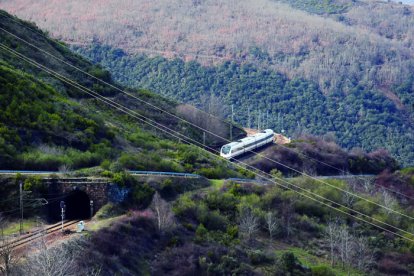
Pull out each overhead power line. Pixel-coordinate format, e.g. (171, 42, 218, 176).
(0, 26, 411, 222)
(0, 17, 409, 201)
(0, 43, 413, 242)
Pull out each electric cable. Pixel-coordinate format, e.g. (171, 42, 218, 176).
(1, 43, 413, 242)
(0, 12, 411, 201)
(0, 28, 411, 222)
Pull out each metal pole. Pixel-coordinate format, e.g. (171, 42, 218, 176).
(203, 131, 206, 146)
(60, 201, 65, 232)
(90, 200, 94, 219)
(230, 104, 234, 141)
(247, 107, 251, 129)
(19, 181, 23, 235)
(266, 111, 269, 129)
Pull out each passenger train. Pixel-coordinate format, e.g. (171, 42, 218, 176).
(220, 129, 274, 159)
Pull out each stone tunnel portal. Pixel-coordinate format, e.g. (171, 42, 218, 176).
(48, 190, 91, 222)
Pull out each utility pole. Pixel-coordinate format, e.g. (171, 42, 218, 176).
(247, 107, 251, 129)
(277, 112, 280, 131)
(60, 201, 66, 232)
(203, 131, 206, 146)
(266, 111, 269, 129)
(19, 181, 23, 235)
(230, 104, 234, 141)
(257, 110, 261, 131)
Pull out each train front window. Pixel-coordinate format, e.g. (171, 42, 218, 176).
(222, 145, 231, 154)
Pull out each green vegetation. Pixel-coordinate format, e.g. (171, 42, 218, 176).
(1, 218, 39, 235)
(277, 0, 351, 14)
(210, 179, 225, 190)
(0, 10, 245, 177)
(278, 247, 361, 276)
(75, 45, 414, 167)
(169, 178, 414, 275)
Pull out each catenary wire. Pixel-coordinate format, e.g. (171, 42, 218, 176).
(1, 44, 413, 243)
(0, 12, 410, 200)
(0, 27, 412, 221)
(0, 43, 412, 236)
(0, 12, 411, 202)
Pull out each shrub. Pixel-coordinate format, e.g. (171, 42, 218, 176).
(281, 252, 298, 273)
(297, 215, 321, 233)
(353, 199, 380, 217)
(311, 265, 335, 276)
(195, 223, 208, 241)
(237, 167, 255, 178)
(95, 203, 124, 219)
(101, 170, 113, 178)
(100, 159, 111, 170)
(226, 225, 239, 239)
(199, 210, 228, 231)
(131, 183, 155, 208)
(23, 175, 45, 193)
(270, 169, 283, 179)
(248, 250, 274, 265)
(173, 194, 198, 219)
(109, 160, 124, 172)
(159, 179, 176, 199)
(205, 191, 239, 216)
(111, 172, 135, 187)
(196, 167, 237, 179)
(294, 198, 327, 218)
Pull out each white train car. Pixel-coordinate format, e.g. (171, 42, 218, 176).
(220, 129, 274, 159)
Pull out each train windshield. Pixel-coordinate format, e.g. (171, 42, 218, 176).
(221, 145, 231, 155)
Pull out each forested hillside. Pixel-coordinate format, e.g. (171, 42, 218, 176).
(1, 10, 414, 276)
(1, 0, 413, 166)
(74, 45, 414, 167)
(0, 10, 243, 176)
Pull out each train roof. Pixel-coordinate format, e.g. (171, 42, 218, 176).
(221, 129, 274, 148)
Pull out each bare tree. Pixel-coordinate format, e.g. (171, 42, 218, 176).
(200, 94, 227, 119)
(362, 177, 376, 195)
(353, 236, 374, 272)
(326, 219, 374, 273)
(264, 211, 279, 239)
(281, 198, 296, 238)
(380, 189, 398, 215)
(326, 219, 340, 267)
(176, 104, 227, 144)
(346, 175, 359, 193)
(150, 192, 175, 233)
(0, 216, 18, 276)
(19, 233, 76, 276)
(58, 164, 72, 175)
(239, 207, 259, 240)
(342, 188, 356, 208)
(338, 225, 354, 270)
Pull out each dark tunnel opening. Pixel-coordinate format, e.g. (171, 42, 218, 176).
(48, 190, 91, 222)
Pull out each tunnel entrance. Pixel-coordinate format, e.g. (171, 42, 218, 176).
(48, 190, 91, 222)
(65, 190, 91, 220)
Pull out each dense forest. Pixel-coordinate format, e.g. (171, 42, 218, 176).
(0, 10, 245, 177)
(1, 9, 414, 276)
(2, 0, 412, 165)
(74, 44, 414, 167)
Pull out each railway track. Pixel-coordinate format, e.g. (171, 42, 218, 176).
(0, 220, 80, 250)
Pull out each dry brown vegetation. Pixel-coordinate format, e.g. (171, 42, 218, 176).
(1, 0, 413, 98)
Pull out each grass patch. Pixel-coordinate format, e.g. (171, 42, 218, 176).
(210, 179, 225, 190)
(87, 214, 125, 232)
(2, 218, 39, 236)
(277, 247, 363, 276)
